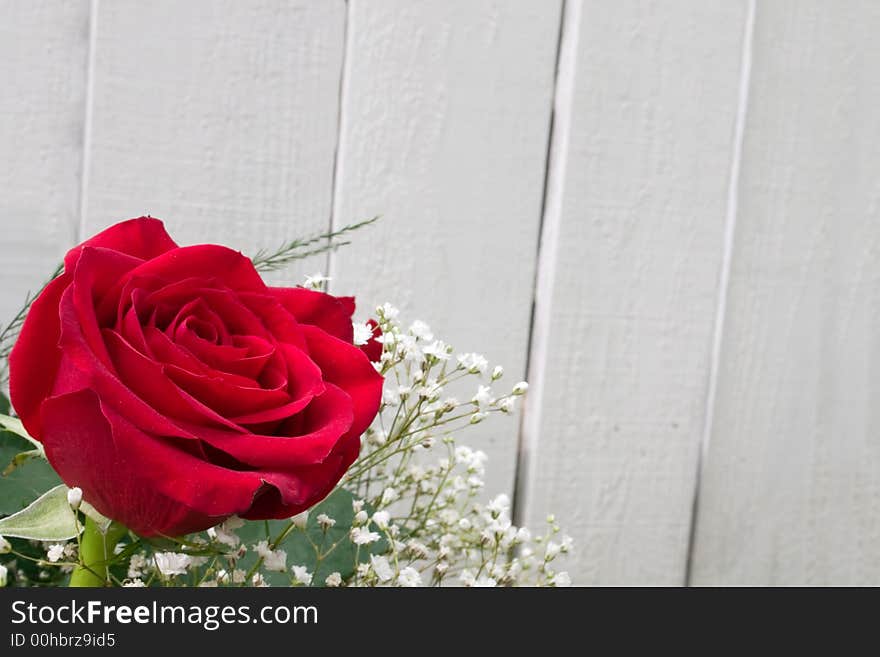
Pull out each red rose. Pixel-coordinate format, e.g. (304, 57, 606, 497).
(8, 218, 383, 537)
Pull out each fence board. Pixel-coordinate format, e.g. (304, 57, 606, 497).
(329, 0, 563, 499)
(690, 0, 880, 585)
(81, 0, 346, 284)
(520, 0, 749, 585)
(0, 1, 90, 321)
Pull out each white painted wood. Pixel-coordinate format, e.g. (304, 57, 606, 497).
(0, 1, 90, 321)
(329, 0, 562, 498)
(691, 0, 880, 585)
(520, 0, 749, 585)
(81, 0, 346, 285)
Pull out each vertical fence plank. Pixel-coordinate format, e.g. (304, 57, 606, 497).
(520, 0, 749, 584)
(691, 1, 880, 585)
(0, 1, 89, 321)
(329, 0, 563, 498)
(82, 0, 346, 284)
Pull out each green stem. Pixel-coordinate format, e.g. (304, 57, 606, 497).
(69, 518, 126, 587)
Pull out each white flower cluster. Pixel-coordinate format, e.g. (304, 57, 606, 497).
(339, 305, 570, 587)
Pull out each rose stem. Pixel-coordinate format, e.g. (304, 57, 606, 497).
(69, 517, 127, 587)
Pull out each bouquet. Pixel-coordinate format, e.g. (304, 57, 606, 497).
(0, 217, 570, 587)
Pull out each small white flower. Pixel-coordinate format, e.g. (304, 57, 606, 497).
(66, 487, 82, 510)
(377, 303, 399, 320)
(46, 544, 65, 563)
(545, 541, 561, 560)
(459, 569, 476, 587)
(409, 320, 434, 341)
(372, 510, 390, 530)
(352, 499, 365, 514)
(213, 516, 244, 548)
(561, 535, 574, 553)
(290, 510, 309, 530)
(304, 273, 331, 290)
(381, 487, 397, 506)
(353, 321, 373, 346)
(469, 412, 488, 425)
(516, 527, 532, 543)
(551, 571, 572, 587)
(291, 565, 313, 586)
(491, 365, 504, 380)
(154, 552, 191, 577)
(317, 513, 336, 530)
(198, 580, 218, 587)
(232, 570, 247, 584)
(251, 573, 268, 587)
(325, 572, 342, 587)
(457, 352, 488, 374)
(487, 494, 511, 517)
(472, 385, 493, 410)
(406, 540, 430, 559)
(216, 569, 230, 584)
(512, 381, 529, 395)
(353, 510, 369, 525)
(264, 550, 287, 573)
(350, 527, 381, 545)
(122, 578, 145, 587)
(370, 555, 393, 583)
(254, 541, 287, 573)
(423, 340, 451, 361)
(0, 536, 11, 555)
(127, 554, 148, 579)
(397, 567, 422, 587)
(0, 564, 7, 587)
(499, 397, 516, 414)
(457, 448, 487, 472)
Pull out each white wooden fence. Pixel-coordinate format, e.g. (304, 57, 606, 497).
(2, 0, 878, 585)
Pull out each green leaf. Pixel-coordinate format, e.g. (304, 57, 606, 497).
(237, 487, 386, 586)
(0, 430, 62, 516)
(0, 391, 9, 415)
(0, 412, 44, 456)
(0, 484, 80, 540)
(1, 448, 42, 476)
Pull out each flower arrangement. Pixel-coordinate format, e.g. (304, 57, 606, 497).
(0, 217, 570, 587)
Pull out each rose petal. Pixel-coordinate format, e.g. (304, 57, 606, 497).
(63, 217, 178, 273)
(243, 432, 360, 519)
(271, 287, 355, 343)
(103, 329, 244, 432)
(40, 389, 265, 536)
(124, 245, 267, 295)
(300, 325, 384, 441)
(237, 291, 307, 350)
(189, 383, 354, 469)
(8, 273, 69, 437)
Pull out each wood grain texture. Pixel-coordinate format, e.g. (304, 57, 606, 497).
(521, 0, 749, 585)
(690, 0, 880, 585)
(82, 0, 346, 284)
(0, 1, 89, 320)
(329, 0, 562, 498)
